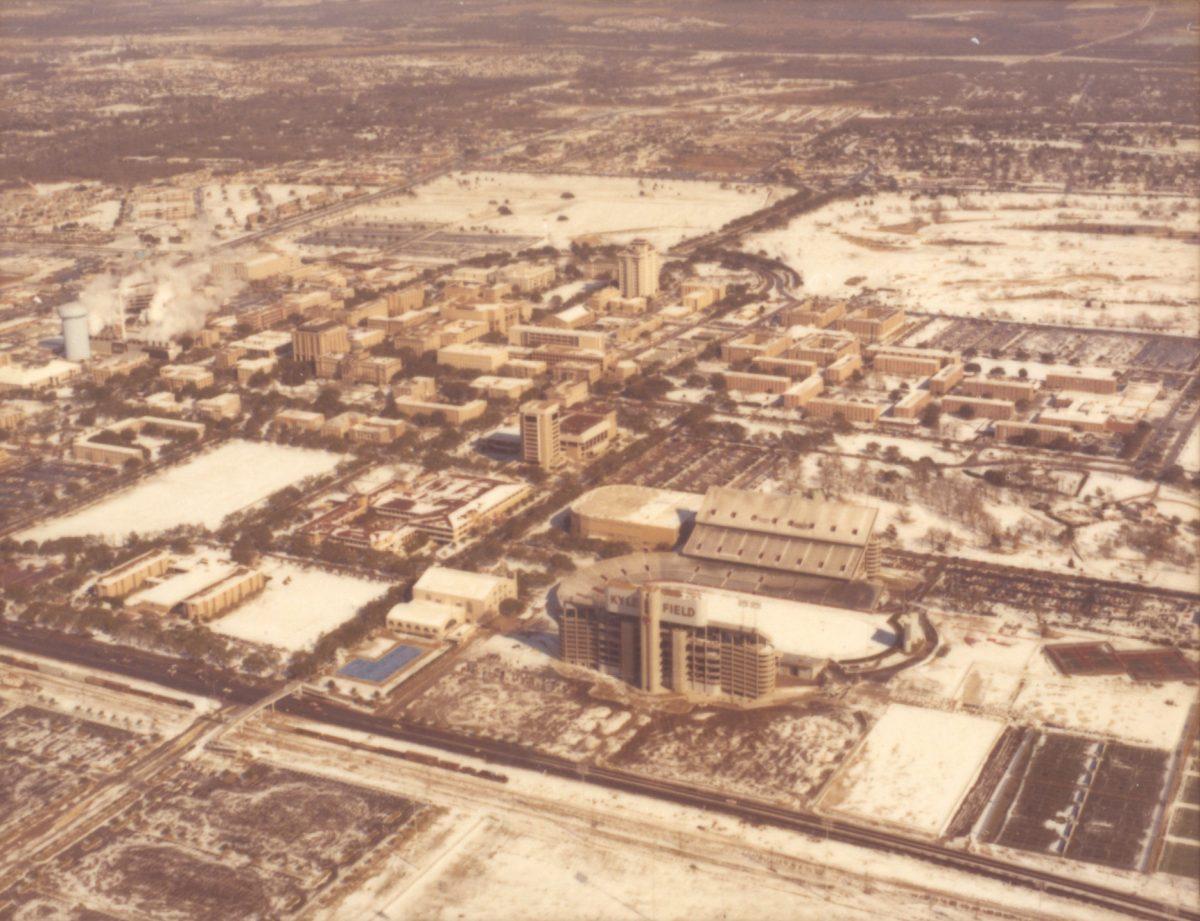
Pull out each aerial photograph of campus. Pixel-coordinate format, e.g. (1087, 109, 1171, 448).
(0, 1, 1197, 918)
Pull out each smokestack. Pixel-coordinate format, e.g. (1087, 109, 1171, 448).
(58, 302, 91, 361)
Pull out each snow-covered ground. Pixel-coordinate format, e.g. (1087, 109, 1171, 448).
(890, 613, 1193, 750)
(209, 556, 389, 652)
(350, 171, 786, 250)
(19, 440, 343, 542)
(820, 703, 1005, 836)
(747, 191, 1199, 335)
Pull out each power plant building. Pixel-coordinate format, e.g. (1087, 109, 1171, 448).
(59, 303, 91, 361)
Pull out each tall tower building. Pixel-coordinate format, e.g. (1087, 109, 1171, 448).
(520, 400, 562, 469)
(58, 303, 91, 361)
(617, 238, 661, 300)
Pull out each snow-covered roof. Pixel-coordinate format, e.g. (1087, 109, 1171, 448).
(415, 565, 508, 602)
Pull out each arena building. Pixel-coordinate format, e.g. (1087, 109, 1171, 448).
(570, 484, 703, 549)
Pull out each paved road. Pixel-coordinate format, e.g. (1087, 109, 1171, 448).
(0, 621, 1194, 921)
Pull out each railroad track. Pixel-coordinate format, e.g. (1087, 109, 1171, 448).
(279, 696, 1199, 921)
(1, 623, 1194, 920)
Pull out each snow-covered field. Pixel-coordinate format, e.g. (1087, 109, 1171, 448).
(820, 703, 1005, 836)
(352, 171, 786, 249)
(20, 440, 343, 542)
(747, 191, 1199, 335)
(209, 556, 389, 651)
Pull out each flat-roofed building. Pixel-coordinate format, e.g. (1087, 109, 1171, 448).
(942, 395, 1015, 420)
(781, 373, 824, 408)
(873, 352, 941, 377)
(752, 356, 818, 379)
(722, 331, 790, 365)
(571, 485, 702, 549)
(561, 409, 617, 462)
(95, 550, 173, 599)
(340, 355, 404, 386)
(790, 332, 860, 367)
(929, 362, 965, 395)
(892, 388, 932, 419)
(275, 408, 325, 435)
(508, 324, 607, 352)
(1038, 407, 1110, 434)
(470, 375, 533, 400)
(0, 359, 80, 393)
(387, 599, 460, 639)
(841, 305, 906, 343)
(784, 299, 845, 330)
(386, 284, 425, 314)
(520, 399, 562, 469)
(182, 567, 266, 622)
(413, 565, 517, 621)
(549, 305, 593, 329)
(1045, 370, 1118, 395)
(372, 472, 532, 544)
(196, 392, 242, 421)
(441, 299, 529, 335)
(348, 416, 408, 444)
(292, 319, 350, 365)
(159, 364, 214, 391)
(501, 262, 556, 293)
(72, 437, 145, 467)
(236, 356, 277, 385)
(502, 358, 548, 379)
(960, 376, 1039, 403)
(723, 371, 791, 395)
(393, 396, 488, 426)
(994, 419, 1075, 446)
(437, 343, 509, 372)
(823, 353, 862, 384)
(804, 396, 883, 424)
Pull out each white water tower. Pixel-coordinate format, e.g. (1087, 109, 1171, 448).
(58, 302, 91, 361)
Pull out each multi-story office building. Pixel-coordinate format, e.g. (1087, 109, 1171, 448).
(520, 400, 562, 469)
(617, 238, 661, 299)
(292, 319, 350, 364)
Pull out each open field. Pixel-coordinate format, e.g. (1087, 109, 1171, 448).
(748, 192, 1200, 335)
(0, 705, 143, 841)
(611, 702, 866, 808)
(5, 758, 430, 921)
(18, 441, 343, 543)
(346, 171, 786, 251)
(820, 703, 1006, 837)
(209, 556, 389, 652)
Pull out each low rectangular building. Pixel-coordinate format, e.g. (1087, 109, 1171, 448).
(804, 396, 883, 424)
(1045, 370, 1118, 395)
(95, 550, 173, 599)
(929, 362, 965, 395)
(781, 373, 824, 408)
(413, 566, 517, 621)
(942, 395, 1015, 420)
(437, 343, 509, 372)
(960, 376, 1039, 403)
(994, 419, 1075, 446)
(561, 410, 617, 463)
(723, 371, 791, 395)
(181, 567, 266, 622)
